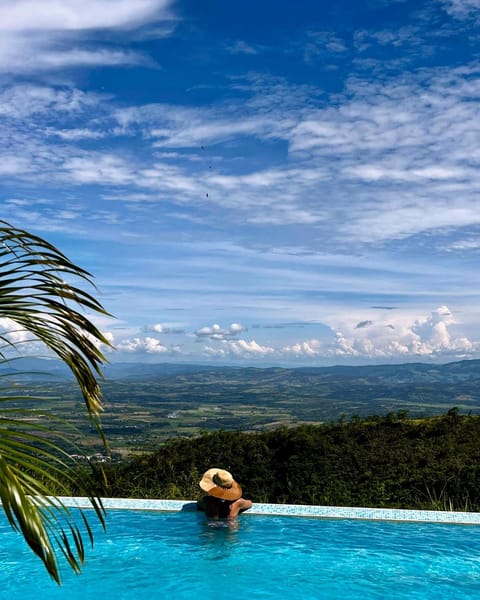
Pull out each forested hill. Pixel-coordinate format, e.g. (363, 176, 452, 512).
(102, 411, 480, 511)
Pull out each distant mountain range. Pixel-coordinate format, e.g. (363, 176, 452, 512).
(3, 356, 480, 384)
(103, 358, 480, 383)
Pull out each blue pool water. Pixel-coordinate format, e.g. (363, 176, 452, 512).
(1, 510, 480, 599)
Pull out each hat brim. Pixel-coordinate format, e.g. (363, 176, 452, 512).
(199, 468, 243, 501)
(205, 482, 242, 501)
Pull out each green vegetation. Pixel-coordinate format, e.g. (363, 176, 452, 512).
(0, 222, 110, 583)
(10, 355, 480, 538)
(16, 359, 480, 458)
(102, 410, 480, 511)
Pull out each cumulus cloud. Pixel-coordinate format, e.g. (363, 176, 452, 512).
(204, 339, 275, 358)
(326, 306, 477, 359)
(194, 323, 247, 341)
(197, 306, 477, 362)
(0, 318, 33, 346)
(91, 305, 480, 363)
(115, 336, 169, 354)
(144, 323, 185, 334)
(0, 317, 113, 358)
(281, 339, 322, 356)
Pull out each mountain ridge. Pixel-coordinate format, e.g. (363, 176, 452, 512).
(3, 356, 480, 384)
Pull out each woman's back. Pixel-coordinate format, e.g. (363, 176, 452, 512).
(202, 495, 232, 519)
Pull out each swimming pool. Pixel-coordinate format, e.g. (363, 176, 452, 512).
(2, 507, 480, 599)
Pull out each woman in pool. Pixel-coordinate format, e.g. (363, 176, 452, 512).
(198, 468, 252, 520)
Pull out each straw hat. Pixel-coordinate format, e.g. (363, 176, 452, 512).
(199, 468, 242, 501)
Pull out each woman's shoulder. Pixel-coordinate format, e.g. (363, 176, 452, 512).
(229, 498, 252, 518)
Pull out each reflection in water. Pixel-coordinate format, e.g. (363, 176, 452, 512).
(199, 517, 244, 560)
(206, 519, 239, 530)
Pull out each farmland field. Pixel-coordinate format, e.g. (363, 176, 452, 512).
(8, 359, 480, 458)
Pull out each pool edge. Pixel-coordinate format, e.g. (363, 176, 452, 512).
(53, 497, 480, 525)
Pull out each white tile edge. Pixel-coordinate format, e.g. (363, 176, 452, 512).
(51, 497, 480, 525)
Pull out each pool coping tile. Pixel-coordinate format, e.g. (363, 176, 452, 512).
(54, 497, 480, 525)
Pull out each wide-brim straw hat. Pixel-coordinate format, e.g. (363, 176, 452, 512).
(199, 468, 242, 501)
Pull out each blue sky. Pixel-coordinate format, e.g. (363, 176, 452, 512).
(2, 0, 480, 365)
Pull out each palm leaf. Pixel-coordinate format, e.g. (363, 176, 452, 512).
(0, 221, 112, 583)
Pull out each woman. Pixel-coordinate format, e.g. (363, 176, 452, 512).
(197, 468, 252, 520)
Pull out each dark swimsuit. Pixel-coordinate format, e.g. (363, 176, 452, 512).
(200, 495, 232, 519)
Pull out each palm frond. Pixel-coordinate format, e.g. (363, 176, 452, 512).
(0, 221, 113, 583)
(0, 221, 112, 416)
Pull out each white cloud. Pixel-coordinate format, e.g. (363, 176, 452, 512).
(2, 7, 480, 332)
(0, 84, 101, 118)
(443, 238, 480, 251)
(412, 305, 453, 345)
(150, 115, 281, 148)
(353, 26, 424, 52)
(97, 63, 480, 237)
(195, 323, 247, 341)
(2, 59, 473, 239)
(226, 40, 259, 55)
(197, 306, 477, 362)
(229, 323, 246, 334)
(0, 318, 32, 346)
(50, 128, 106, 140)
(115, 336, 169, 354)
(0, 0, 174, 73)
(0, 34, 150, 74)
(63, 154, 136, 185)
(325, 306, 478, 359)
(45, 304, 480, 363)
(146, 323, 185, 334)
(303, 31, 348, 63)
(344, 164, 468, 182)
(13, 46, 152, 72)
(0, 156, 31, 175)
(441, 0, 480, 19)
(204, 339, 275, 358)
(0, 0, 173, 31)
(282, 339, 322, 356)
(341, 196, 480, 244)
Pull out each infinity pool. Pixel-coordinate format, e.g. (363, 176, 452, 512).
(2, 509, 480, 599)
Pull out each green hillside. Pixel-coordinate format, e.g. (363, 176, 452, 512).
(101, 410, 480, 511)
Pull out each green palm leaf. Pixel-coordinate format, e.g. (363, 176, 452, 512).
(0, 221, 112, 583)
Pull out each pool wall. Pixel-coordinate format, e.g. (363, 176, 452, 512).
(55, 497, 480, 525)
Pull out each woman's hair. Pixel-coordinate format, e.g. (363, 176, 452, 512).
(204, 495, 232, 519)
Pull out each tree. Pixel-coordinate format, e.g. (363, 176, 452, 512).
(0, 221, 111, 583)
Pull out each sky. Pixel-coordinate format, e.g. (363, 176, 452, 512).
(2, 0, 480, 366)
